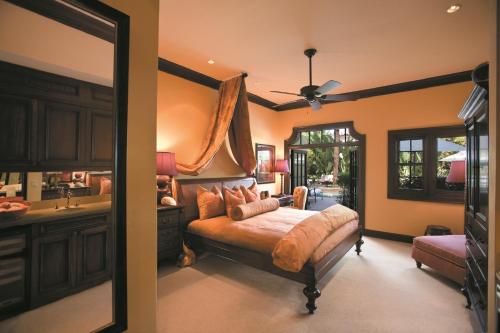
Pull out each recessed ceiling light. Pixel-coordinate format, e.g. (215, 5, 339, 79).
(446, 4, 461, 13)
(207, 59, 215, 64)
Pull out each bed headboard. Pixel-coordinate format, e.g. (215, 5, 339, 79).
(172, 176, 256, 224)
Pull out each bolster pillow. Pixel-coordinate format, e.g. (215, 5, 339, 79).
(231, 198, 280, 221)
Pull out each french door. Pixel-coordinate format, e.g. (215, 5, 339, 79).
(290, 150, 307, 190)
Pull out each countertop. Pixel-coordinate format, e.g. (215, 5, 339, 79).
(0, 201, 112, 230)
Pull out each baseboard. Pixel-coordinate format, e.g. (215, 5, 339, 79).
(364, 229, 414, 244)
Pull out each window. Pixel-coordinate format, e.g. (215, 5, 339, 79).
(388, 126, 465, 203)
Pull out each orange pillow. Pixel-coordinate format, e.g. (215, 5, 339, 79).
(99, 178, 112, 195)
(197, 185, 225, 220)
(240, 182, 260, 203)
(223, 187, 246, 217)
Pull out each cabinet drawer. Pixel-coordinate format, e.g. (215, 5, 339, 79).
(157, 212, 179, 228)
(465, 213, 487, 244)
(466, 273, 487, 330)
(0, 234, 26, 257)
(40, 214, 109, 235)
(466, 241, 487, 278)
(158, 226, 179, 251)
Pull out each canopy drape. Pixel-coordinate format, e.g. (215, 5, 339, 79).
(176, 75, 257, 176)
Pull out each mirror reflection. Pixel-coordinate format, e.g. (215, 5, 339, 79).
(0, 1, 117, 332)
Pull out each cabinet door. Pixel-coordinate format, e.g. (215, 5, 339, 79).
(31, 232, 76, 307)
(38, 101, 86, 167)
(0, 94, 37, 169)
(77, 223, 112, 285)
(88, 110, 113, 166)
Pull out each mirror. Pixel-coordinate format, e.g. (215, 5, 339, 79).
(0, 1, 127, 332)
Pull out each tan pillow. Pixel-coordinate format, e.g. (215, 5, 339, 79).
(223, 187, 246, 217)
(197, 185, 225, 220)
(240, 182, 260, 203)
(231, 198, 280, 221)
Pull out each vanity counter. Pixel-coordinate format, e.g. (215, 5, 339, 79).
(0, 201, 111, 230)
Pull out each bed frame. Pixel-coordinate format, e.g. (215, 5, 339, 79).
(173, 176, 364, 314)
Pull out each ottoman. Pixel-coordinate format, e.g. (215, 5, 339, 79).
(411, 235, 466, 285)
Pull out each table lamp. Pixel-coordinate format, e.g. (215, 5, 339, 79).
(156, 152, 178, 203)
(274, 159, 289, 196)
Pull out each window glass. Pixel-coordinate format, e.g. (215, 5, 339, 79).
(397, 138, 423, 190)
(309, 131, 321, 144)
(300, 131, 309, 145)
(322, 129, 335, 143)
(436, 136, 466, 191)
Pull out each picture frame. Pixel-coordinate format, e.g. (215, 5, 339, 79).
(255, 143, 275, 184)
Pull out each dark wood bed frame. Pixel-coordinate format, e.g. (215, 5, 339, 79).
(174, 176, 364, 314)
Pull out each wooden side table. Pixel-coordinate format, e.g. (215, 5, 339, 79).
(157, 205, 183, 262)
(271, 194, 294, 207)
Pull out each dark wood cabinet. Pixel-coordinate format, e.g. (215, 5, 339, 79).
(0, 94, 37, 168)
(459, 63, 488, 332)
(31, 213, 112, 308)
(38, 101, 87, 167)
(0, 61, 113, 171)
(157, 205, 182, 262)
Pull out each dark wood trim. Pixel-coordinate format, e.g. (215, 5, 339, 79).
(158, 58, 277, 110)
(5, 0, 115, 43)
(387, 125, 465, 204)
(274, 71, 473, 111)
(283, 121, 366, 231)
(364, 229, 414, 244)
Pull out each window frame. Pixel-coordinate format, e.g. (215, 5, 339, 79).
(387, 125, 465, 203)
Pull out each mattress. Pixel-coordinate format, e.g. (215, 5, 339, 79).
(187, 207, 359, 264)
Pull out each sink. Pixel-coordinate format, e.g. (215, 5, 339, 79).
(55, 206, 84, 212)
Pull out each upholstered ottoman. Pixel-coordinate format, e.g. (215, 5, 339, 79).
(411, 235, 466, 285)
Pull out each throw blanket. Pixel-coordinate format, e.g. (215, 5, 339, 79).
(272, 204, 358, 272)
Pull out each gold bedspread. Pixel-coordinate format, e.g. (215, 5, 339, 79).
(187, 207, 358, 265)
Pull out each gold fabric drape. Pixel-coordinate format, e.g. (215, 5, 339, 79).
(176, 75, 257, 176)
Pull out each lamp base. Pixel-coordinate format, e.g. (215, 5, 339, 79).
(157, 175, 172, 204)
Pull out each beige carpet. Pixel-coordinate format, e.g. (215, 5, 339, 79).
(158, 237, 479, 333)
(0, 281, 112, 333)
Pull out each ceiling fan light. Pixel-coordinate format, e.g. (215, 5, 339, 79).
(446, 4, 461, 13)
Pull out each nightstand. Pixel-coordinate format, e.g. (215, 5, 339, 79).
(157, 205, 183, 262)
(271, 194, 294, 207)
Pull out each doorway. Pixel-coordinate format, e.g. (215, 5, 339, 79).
(285, 122, 365, 226)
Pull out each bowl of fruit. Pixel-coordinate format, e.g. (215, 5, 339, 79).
(0, 197, 32, 221)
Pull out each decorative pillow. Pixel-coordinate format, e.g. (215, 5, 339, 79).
(240, 182, 260, 203)
(223, 186, 246, 217)
(231, 198, 280, 221)
(99, 178, 112, 195)
(197, 185, 225, 220)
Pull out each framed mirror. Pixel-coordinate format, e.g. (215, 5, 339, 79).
(0, 1, 129, 332)
(255, 144, 275, 184)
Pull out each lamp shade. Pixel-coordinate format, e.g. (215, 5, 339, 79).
(274, 159, 289, 173)
(157, 152, 178, 176)
(446, 160, 465, 183)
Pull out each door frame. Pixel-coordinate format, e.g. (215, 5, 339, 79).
(284, 121, 366, 229)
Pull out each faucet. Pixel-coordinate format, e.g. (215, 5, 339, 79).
(65, 189, 73, 208)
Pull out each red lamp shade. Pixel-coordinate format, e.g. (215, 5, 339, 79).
(274, 159, 289, 173)
(446, 160, 465, 183)
(156, 152, 178, 176)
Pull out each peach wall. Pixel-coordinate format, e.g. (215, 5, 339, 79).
(101, 1, 159, 333)
(157, 71, 281, 194)
(273, 82, 473, 236)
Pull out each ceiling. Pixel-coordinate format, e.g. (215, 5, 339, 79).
(158, 0, 489, 105)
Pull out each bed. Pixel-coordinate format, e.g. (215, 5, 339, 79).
(173, 176, 364, 313)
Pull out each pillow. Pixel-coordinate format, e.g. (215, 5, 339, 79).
(99, 178, 112, 195)
(197, 185, 225, 220)
(240, 182, 260, 203)
(231, 198, 280, 221)
(223, 187, 246, 217)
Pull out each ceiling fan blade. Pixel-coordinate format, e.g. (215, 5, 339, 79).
(273, 99, 308, 111)
(314, 80, 341, 96)
(308, 99, 322, 111)
(270, 90, 301, 96)
(321, 93, 359, 102)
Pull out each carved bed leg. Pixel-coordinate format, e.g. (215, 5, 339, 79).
(415, 261, 422, 269)
(303, 283, 321, 314)
(355, 237, 364, 255)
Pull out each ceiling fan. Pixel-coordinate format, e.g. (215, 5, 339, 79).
(271, 48, 358, 111)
